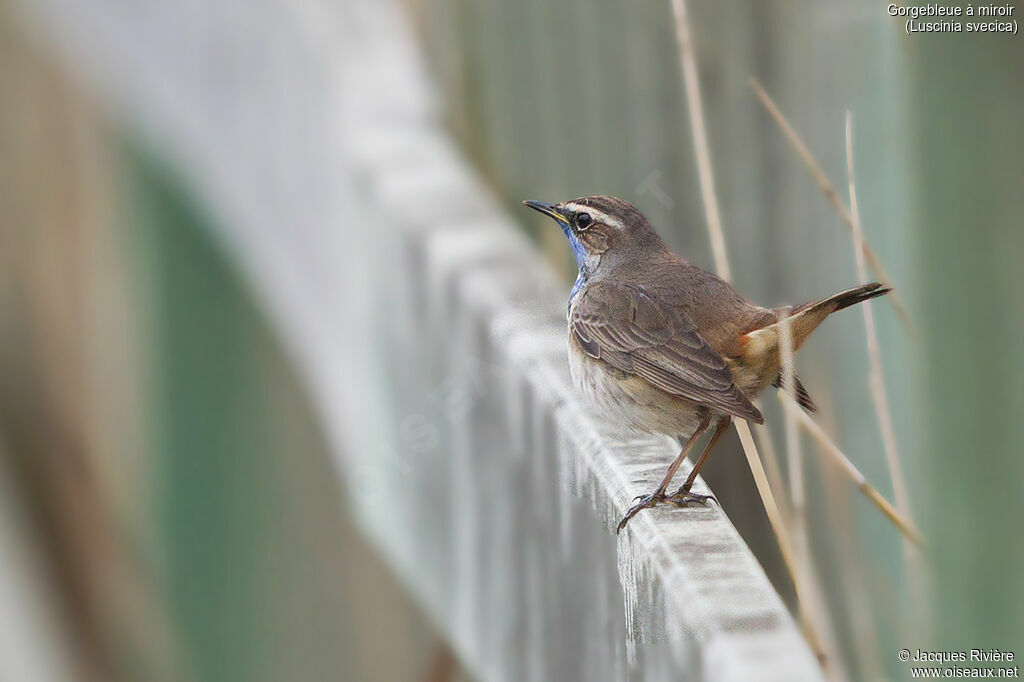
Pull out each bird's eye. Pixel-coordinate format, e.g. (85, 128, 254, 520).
(576, 213, 593, 229)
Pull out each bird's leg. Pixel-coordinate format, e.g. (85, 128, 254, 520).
(616, 412, 712, 534)
(666, 416, 732, 506)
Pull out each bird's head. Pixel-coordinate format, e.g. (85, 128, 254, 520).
(523, 196, 663, 276)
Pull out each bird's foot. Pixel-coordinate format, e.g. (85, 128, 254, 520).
(617, 487, 718, 533)
(666, 487, 716, 508)
(617, 492, 666, 534)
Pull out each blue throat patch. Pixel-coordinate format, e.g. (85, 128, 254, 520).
(562, 221, 590, 312)
(561, 221, 588, 270)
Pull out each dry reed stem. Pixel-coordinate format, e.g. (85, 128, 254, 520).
(778, 310, 845, 680)
(845, 113, 913, 525)
(776, 308, 812, 627)
(733, 425, 806, 614)
(751, 417, 788, 520)
(669, 0, 730, 280)
(822, 465, 886, 682)
(734, 423, 832, 673)
(845, 112, 925, 619)
(747, 78, 913, 333)
(779, 392, 924, 547)
(668, 0, 788, 585)
(778, 309, 804, 517)
(669, 0, 829, 667)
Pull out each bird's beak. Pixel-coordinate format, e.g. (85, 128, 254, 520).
(523, 200, 568, 224)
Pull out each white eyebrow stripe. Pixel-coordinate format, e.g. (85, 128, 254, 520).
(563, 202, 625, 231)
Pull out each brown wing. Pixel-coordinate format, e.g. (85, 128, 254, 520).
(570, 280, 763, 423)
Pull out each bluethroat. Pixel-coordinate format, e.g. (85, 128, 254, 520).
(524, 196, 890, 533)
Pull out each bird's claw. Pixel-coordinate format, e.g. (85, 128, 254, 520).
(666, 488, 716, 508)
(617, 492, 665, 534)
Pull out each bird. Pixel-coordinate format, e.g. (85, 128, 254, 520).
(523, 196, 891, 533)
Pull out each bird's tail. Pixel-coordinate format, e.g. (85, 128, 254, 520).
(738, 283, 892, 411)
(790, 280, 888, 329)
(782, 282, 891, 352)
(798, 281, 892, 317)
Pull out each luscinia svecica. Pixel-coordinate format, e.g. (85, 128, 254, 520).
(524, 196, 890, 533)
